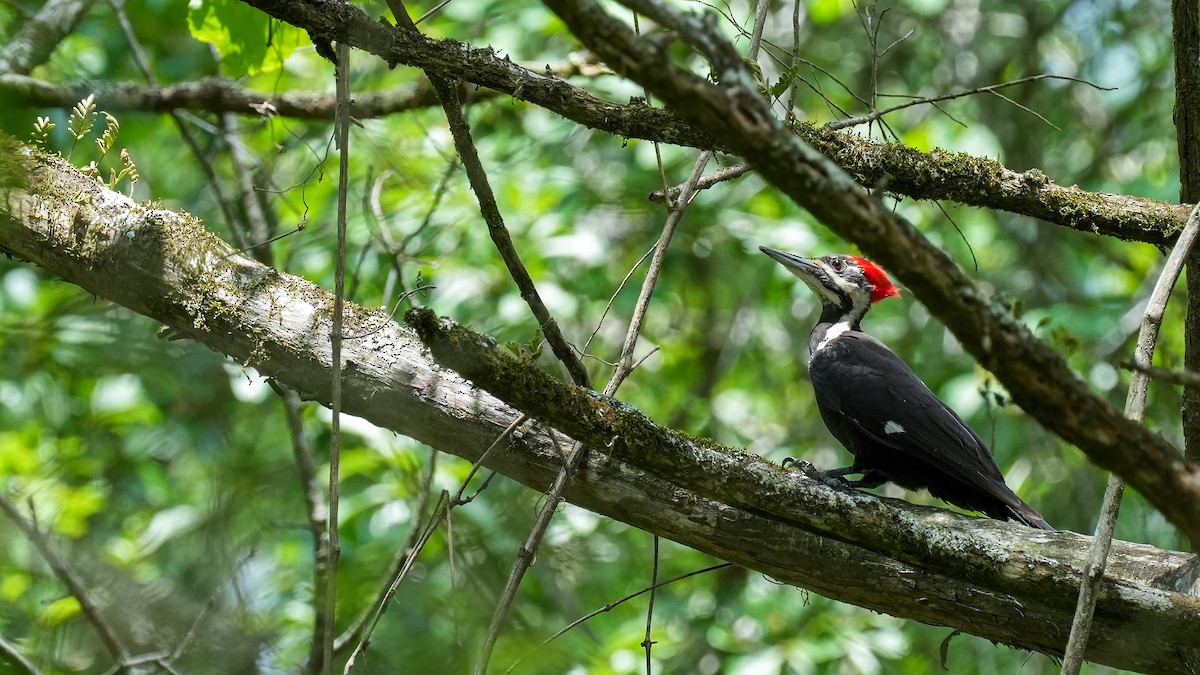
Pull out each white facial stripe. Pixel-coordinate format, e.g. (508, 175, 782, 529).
(884, 421, 905, 435)
(799, 274, 841, 305)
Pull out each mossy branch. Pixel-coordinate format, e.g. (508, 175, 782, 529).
(4, 147, 1200, 672)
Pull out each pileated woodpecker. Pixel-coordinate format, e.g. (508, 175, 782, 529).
(760, 247, 1052, 530)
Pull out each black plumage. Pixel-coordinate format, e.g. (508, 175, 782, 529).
(760, 246, 1052, 530)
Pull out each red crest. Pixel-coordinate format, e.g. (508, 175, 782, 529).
(851, 256, 900, 303)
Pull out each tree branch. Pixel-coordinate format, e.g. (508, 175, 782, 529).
(0, 632, 39, 675)
(4, 148, 1200, 674)
(0, 0, 95, 75)
(1062, 203, 1200, 674)
(1173, 0, 1200, 460)
(542, 0, 1200, 547)
(0, 491, 128, 667)
(226, 0, 1189, 247)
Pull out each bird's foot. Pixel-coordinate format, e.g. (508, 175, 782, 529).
(781, 458, 851, 490)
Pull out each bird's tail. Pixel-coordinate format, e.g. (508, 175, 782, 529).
(1005, 500, 1055, 531)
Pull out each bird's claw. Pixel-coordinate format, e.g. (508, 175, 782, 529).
(781, 458, 851, 490)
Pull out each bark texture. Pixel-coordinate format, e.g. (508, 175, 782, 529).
(1174, 0, 1200, 460)
(224, 0, 1191, 246)
(3, 145, 1200, 675)
(541, 0, 1200, 546)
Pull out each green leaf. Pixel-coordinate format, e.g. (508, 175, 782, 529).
(39, 596, 81, 627)
(187, 0, 304, 77)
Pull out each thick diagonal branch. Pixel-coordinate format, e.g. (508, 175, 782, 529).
(3, 150, 1200, 674)
(541, 0, 1200, 546)
(228, 0, 1188, 246)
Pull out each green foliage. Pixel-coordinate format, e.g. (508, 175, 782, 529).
(31, 116, 54, 148)
(187, 0, 305, 77)
(0, 0, 1183, 673)
(66, 93, 97, 159)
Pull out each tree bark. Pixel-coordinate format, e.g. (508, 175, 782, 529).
(220, 0, 1200, 543)
(4, 142, 1200, 675)
(1174, 0, 1200, 461)
(221, 0, 1191, 246)
(539, 0, 1200, 545)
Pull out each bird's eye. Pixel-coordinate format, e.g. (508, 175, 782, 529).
(830, 259, 844, 271)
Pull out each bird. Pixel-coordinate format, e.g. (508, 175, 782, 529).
(760, 246, 1053, 530)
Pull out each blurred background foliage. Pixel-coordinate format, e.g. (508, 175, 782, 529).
(0, 0, 1184, 672)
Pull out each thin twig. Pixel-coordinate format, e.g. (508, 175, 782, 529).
(826, 74, 1107, 131)
(107, 0, 251, 249)
(0, 492, 128, 667)
(334, 448, 438, 654)
(426, 69, 591, 388)
(641, 535, 660, 673)
(220, 112, 277, 265)
(323, 40, 353, 675)
(651, 73, 1107, 204)
(169, 549, 257, 664)
(783, 0, 803, 113)
(504, 563, 731, 673)
(609, 152, 711, 393)
(342, 415, 523, 670)
(474, 430, 580, 675)
(582, 242, 657, 348)
(270, 382, 330, 675)
(0, 632, 40, 675)
(1124, 362, 1200, 389)
(1060, 202, 1200, 674)
(343, 491, 453, 674)
(647, 162, 751, 203)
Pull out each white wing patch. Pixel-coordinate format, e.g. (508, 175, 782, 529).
(884, 420, 905, 435)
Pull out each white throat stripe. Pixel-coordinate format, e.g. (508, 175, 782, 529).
(816, 321, 852, 352)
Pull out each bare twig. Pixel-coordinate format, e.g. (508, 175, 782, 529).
(0, 632, 40, 675)
(582, 242, 656, 349)
(504, 562, 731, 673)
(827, 74, 1108, 131)
(107, 0, 251, 248)
(474, 429, 583, 675)
(388, 0, 591, 388)
(641, 535, 661, 673)
(1060, 202, 1200, 674)
(219, 112, 277, 264)
(427, 72, 591, 388)
(650, 73, 1108, 203)
(0, 492, 128, 667)
(1125, 363, 1200, 389)
(343, 491, 453, 674)
(342, 415, 524, 670)
(610, 153, 711, 394)
(322, 40, 353, 675)
(269, 382, 330, 674)
(783, 0, 803, 113)
(169, 549, 257, 664)
(334, 448, 438, 653)
(647, 162, 750, 203)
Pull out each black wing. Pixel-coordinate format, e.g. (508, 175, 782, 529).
(808, 330, 1019, 508)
